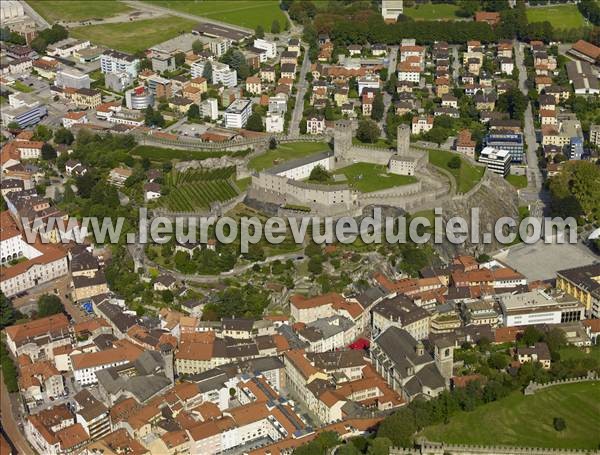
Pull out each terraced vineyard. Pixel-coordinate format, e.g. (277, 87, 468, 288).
(159, 167, 240, 212)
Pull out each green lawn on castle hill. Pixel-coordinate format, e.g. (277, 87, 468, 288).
(420, 381, 600, 450)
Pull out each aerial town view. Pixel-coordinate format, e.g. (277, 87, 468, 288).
(0, 0, 599, 454)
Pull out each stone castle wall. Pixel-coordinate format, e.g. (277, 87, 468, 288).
(391, 442, 599, 455)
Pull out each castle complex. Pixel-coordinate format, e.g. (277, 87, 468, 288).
(248, 121, 447, 217)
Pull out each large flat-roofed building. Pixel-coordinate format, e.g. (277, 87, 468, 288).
(498, 289, 586, 327)
(224, 98, 252, 128)
(565, 60, 599, 95)
(556, 264, 600, 318)
(55, 67, 91, 90)
(478, 146, 511, 176)
(192, 22, 252, 44)
(485, 132, 525, 162)
(382, 0, 404, 22)
(1, 92, 47, 128)
(267, 151, 333, 181)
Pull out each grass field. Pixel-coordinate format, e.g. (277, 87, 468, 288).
(69, 16, 196, 53)
(248, 142, 330, 172)
(11, 81, 33, 93)
(526, 4, 587, 28)
(403, 3, 459, 21)
(27, 0, 132, 22)
(506, 174, 528, 189)
(427, 149, 485, 193)
(421, 381, 600, 449)
(132, 146, 228, 161)
(333, 163, 418, 193)
(559, 345, 600, 362)
(145, 1, 287, 30)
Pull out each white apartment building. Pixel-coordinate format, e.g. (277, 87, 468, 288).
(306, 116, 325, 135)
(207, 37, 232, 57)
(100, 49, 140, 77)
(357, 75, 380, 96)
(191, 60, 237, 87)
(201, 98, 219, 120)
(266, 112, 284, 133)
(412, 115, 433, 135)
(224, 98, 252, 128)
(382, 0, 404, 22)
(253, 39, 277, 59)
(478, 146, 511, 176)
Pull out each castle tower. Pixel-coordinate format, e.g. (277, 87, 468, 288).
(397, 124, 411, 156)
(434, 338, 454, 382)
(160, 343, 175, 384)
(334, 119, 353, 160)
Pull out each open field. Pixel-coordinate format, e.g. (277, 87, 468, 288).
(421, 381, 600, 449)
(333, 163, 418, 193)
(27, 0, 132, 22)
(403, 3, 459, 21)
(427, 149, 485, 193)
(145, 0, 287, 30)
(11, 81, 33, 93)
(248, 142, 330, 172)
(559, 346, 600, 363)
(69, 16, 196, 54)
(526, 4, 587, 28)
(506, 174, 528, 189)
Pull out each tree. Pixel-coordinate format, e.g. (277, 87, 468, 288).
(308, 256, 323, 275)
(161, 290, 174, 304)
(246, 112, 264, 132)
(0, 292, 16, 329)
(271, 19, 281, 34)
(448, 155, 462, 169)
(54, 127, 74, 145)
(309, 165, 331, 182)
(174, 52, 186, 67)
(522, 326, 544, 346)
(41, 143, 57, 160)
(255, 25, 265, 39)
(144, 106, 165, 128)
(7, 121, 20, 131)
(371, 92, 385, 121)
(202, 60, 213, 83)
(497, 87, 528, 120)
(488, 352, 509, 370)
(269, 137, 278, 149)
(32, 124, 53, 141)
(37, 294, 64, 317)
(356, 118, 380, 143)
(553, 417, 566, 431)
(192, 39, 204, 54)
(187, 103, 200, 120)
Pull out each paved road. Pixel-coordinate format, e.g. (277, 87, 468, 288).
(0, 372, 34, 455)
(451, 45, 460, 82)
(289, 45, 311, 136)
(122, 0, 253, 33)
(387, 46, 398, 81)
(19, 0, 49, 29)
(514, 40, 546, 207)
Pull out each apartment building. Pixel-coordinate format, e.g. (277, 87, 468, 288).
(372, 294, 431, 340)
(224, 98, 252, 128)
(499, 289, 586, 327)
(100, 49, 140, 77)
(478, 146, 511, 176)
